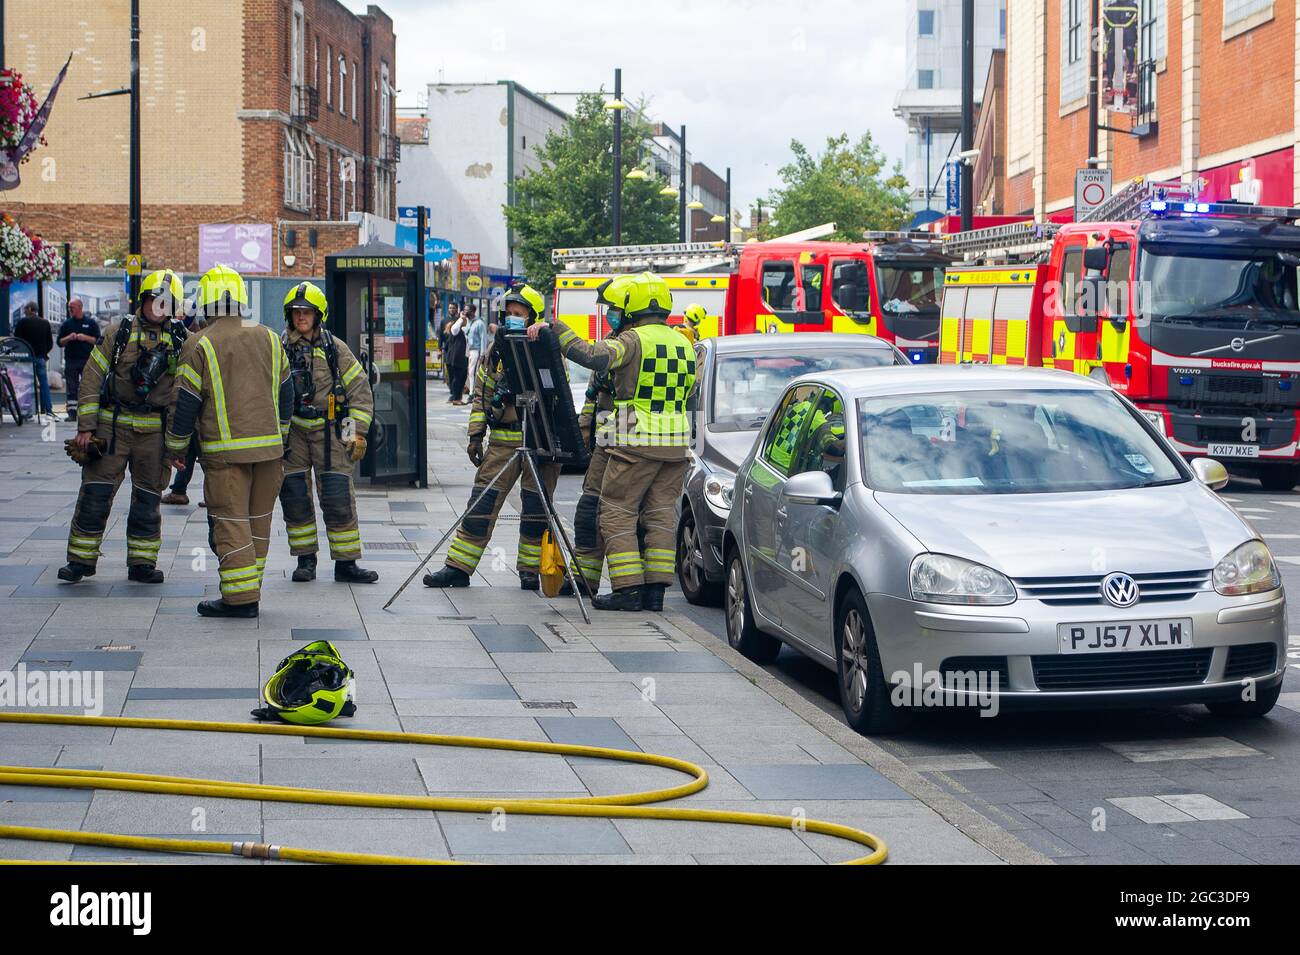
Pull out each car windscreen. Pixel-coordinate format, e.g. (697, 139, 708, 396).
(858, 389, 1186, 494)
(712, 350, 895, 429)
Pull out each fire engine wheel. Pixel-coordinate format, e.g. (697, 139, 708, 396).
(1258, 465, 1299, 493)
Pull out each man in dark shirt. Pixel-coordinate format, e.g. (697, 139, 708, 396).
(57, 299, 101, 420)
(13, 303, 54, 419)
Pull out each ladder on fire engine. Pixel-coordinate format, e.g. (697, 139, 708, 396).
(939, 220, 1062, 262)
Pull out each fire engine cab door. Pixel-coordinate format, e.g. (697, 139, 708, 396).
(1098, 241, 1134, 377)
(794, 253, 829, 330)
(1051, 239, 1096, 377)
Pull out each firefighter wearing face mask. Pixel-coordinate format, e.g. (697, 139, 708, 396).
(60, 269, 188, 584)
(277, 281, 378, 585)
(528, 271, 696, 612)
(423, 283, 561, 591)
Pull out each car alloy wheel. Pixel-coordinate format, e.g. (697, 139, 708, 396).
(726, 558, 746, 648)
(681, 518, 705, 594)
(841, 608, 869, 714)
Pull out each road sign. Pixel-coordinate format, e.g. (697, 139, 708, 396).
(125, 253, 142, 276)
(1075, 168, 1112, 219)
(465, 275, 483, 292)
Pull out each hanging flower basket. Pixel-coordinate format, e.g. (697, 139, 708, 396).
(0, 213, 62, 285)
(0, 69, 43, 156)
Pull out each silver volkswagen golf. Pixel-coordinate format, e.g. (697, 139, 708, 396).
(723, 366, 1287, 735)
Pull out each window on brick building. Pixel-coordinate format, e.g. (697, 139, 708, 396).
(284, 128, 315, 212)
(324, 147, 333, 219)
(1224, 0, 1273, 29)
(1060, 0, 1087, 106)
(326, 45, 333, 107)
(313, 36, 319, 90)
(352, 62, 359, 120)
(339, 58, 347, 116)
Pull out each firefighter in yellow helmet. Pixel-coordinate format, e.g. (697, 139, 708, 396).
(564, 274, 636, 596)
(678, 303, 706, 344)
(528, 271, 696, 611)
(424, 283, 562, 590)
(60, 268, 187, 584)
(278, 281, 378, 584)
(164, 265, 293, 618)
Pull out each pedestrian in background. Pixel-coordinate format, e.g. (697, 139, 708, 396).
(466, 304, 486, 394)
(14, 302, 54, 421)
(57, 299, 101, 421)
(444, 307, 468, 405)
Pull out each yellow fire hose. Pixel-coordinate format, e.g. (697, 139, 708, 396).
(0, 712, 887, 865)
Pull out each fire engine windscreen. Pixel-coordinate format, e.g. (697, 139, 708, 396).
(712, 349, 896, 429)
(1139, 250, 1300, 320)
(876, 264, 944, 315)
(858, 389, 1185, 494)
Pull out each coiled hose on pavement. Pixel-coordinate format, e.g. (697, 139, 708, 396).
(0, 712, 887, 865)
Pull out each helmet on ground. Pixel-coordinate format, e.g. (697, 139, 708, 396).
(683, 303, 706, 328)
(196, 265, 249, 318)
(255, 640, 354, 725)
(502, 283, 545, 324)
(140, 269, 183, 314)
(283, 281, 328, 326)
(623, 271, 673, 321)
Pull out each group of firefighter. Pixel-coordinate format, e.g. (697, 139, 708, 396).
(59, 263, 704, 616)
(422, 274, 702, 612)
(60, 266, 377, 618)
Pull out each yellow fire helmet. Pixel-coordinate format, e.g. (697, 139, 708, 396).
(683, 303, 707, 328)
(594, 274, 636, 309)
(502, 283, 545, 323)
(252, 640, 355, 726)
(623, 271, 673, 320)
(196, 264, 249, 317)
(283, 280, 329, 326)
(139, 269, 184, 313)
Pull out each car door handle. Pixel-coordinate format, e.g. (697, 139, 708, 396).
(776, 507, 788, 520)
(743, 485, 753, 498)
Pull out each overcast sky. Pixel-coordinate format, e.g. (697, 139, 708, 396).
(358, 0, 910, 215)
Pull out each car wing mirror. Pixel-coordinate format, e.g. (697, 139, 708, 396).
(1191, 457, 1229, 492)
(783, 470, 840, 506)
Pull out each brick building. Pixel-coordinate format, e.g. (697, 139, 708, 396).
(998, 0, 1300, 218)
(5, 0, 397, 277)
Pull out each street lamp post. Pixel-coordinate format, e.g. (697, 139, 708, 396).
(678, 124, 687, 243)
(612, 68, 622, 247)
(960, 0, 974, 232)
(128, 0, 140, 308)
(725, 167, 731, 242)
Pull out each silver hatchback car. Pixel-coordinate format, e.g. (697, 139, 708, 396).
(723, 366, 1287, 734)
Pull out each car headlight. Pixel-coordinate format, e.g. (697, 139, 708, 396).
(910, 553, 1016, 605)
(1141, 410, 1166, 435)
(1213, 540, 1281, 596)
(704, 474, 735, 516)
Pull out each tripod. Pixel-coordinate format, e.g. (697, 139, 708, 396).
(383, 402, 591, 623)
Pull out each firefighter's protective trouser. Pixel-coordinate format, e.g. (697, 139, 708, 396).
(597, 449, 687, 590)
(572, 443, 609, 590)
(278, 425, 361, 560)
(204, 458, 283, 606)
(67, 415, 168, 570)
(444, 440, 559, 575)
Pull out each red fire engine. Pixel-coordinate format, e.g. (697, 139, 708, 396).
(939, 179, 1300, 490)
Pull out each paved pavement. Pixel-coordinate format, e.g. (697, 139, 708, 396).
(0, 390, 1015, 865)
(673, 470, 1300, 865)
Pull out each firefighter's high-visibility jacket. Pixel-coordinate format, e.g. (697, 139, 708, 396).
(283, 327, 374, 438)
(165, 317, 293, 462)
(554, 319, 696, 462)
(76, 316, 182, 434)
(467, 343, 523, 449)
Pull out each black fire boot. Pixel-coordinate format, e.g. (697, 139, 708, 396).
(197, 599, 259, 619)
(57, 562, 96, 583)
(558, 577, 594, 598)
(518, 571, 540, 591)
(592, 587, 645, 612)
(291, 554, 317, 582)
(641, 583, 667, 612)
(423, 565, 471, 588)
(335, 560, 379, 584)
(127, 564, 164, 584)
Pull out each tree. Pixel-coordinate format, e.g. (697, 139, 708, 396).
(504, 93, 677, 293)
(763, 132, 910, 241)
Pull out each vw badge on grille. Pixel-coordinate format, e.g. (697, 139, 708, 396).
(1101, 572, 1140, 608)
